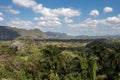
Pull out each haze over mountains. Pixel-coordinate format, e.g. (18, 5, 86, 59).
(0, 26, 120, 40)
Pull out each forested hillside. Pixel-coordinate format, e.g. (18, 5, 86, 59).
(0, 38, 120, 80)
(0, 26, 20, 40)
(0, 26, 48, 40)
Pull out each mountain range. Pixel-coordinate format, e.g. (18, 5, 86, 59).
(45, 31, 120, 39)
(0, 26, 48, 40)
(0, 26, 120, 40)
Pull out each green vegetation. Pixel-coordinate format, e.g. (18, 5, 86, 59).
(0, 38, 120, 80)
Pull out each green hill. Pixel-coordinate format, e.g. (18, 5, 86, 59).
(0, 26, 48, 40)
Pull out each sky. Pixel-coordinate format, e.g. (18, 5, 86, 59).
(0, 0, 120, 36)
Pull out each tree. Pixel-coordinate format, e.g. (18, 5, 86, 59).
(41, 45, 63, 80)
(89, 56, 98, 80)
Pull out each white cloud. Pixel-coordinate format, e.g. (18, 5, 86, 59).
(13, 0, 80, 27)
(12, 0, 80, 17)
(34, 16, 61, 28)
(8, 17, 61, 29)
(37, 20, 61, 28)
(64, 17, 73, 23)
(69, 18, 97, 28)
(32, 7, 80, 26)
(69, 14, 120, 28)
(106, 16, 120, 23)
(33, 17, 39, 21)
(89, 9, 99, 17)
(6, 8, 20, 14)
(12, 0, 37, 8)
(34, 16, 60, 21)
(68, 14, 120, 35)
(0, 12, 4, 22)
(103, 7, 113, 13)
(0, 17, 4, 22)
(33, 7, 57, 17)
(7, 18, 35, 29)
(0, 12, 3, 16)
(52, 8, 80, 17)
(0, 6, 20, 14)
(32, 5, 80, 18)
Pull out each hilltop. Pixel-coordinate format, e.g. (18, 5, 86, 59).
(0, 26, 48, 40)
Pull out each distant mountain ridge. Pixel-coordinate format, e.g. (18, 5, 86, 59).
(0, 26, 120, 40)
(45, 31, 120, 39)
(45, 31, 71, 39)
(0, 26, 48, 40)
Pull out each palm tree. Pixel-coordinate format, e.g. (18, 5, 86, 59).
(41, 45, 63, 80)
(89, 56, 99, 80)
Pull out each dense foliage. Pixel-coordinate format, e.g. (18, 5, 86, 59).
(0, 38, 120, 80)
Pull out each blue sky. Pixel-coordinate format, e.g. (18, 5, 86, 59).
(0, 0, 120, 36)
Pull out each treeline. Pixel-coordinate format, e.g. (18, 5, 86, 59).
(0, 37, 120, 80)
(35, 38, 107, 43)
